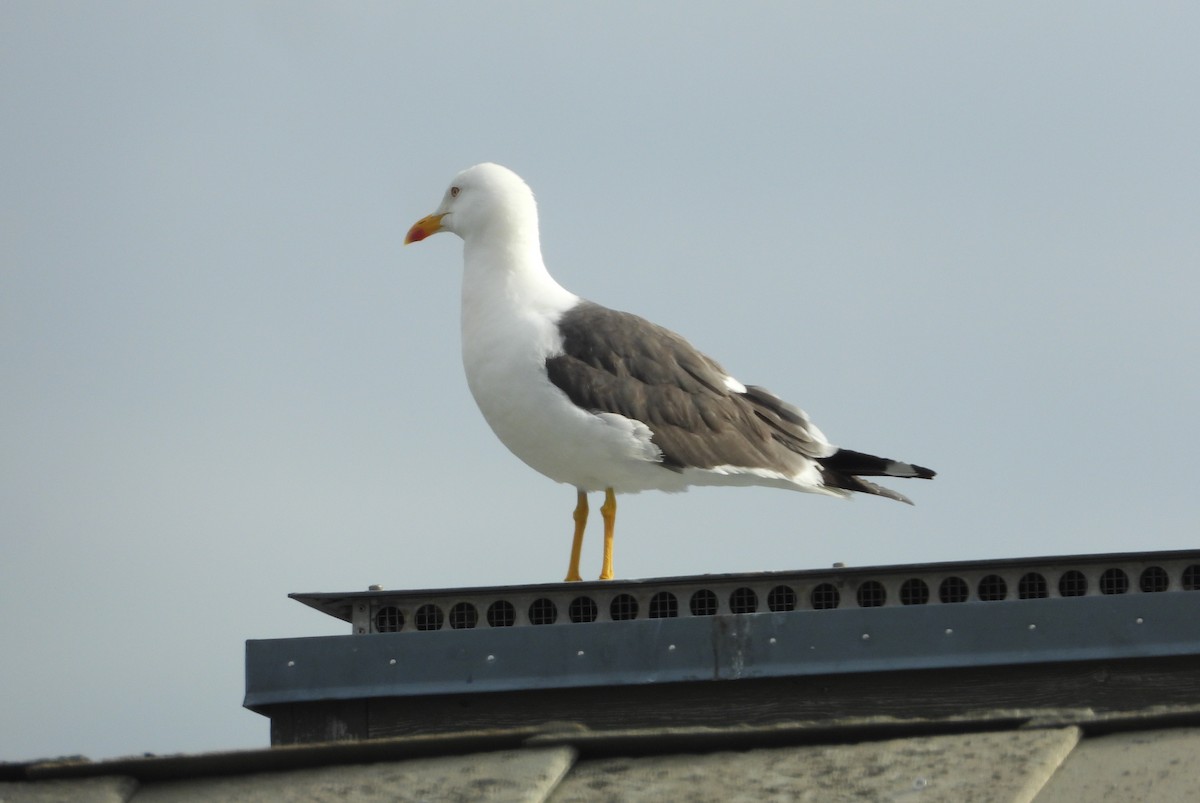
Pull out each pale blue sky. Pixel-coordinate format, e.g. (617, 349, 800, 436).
(3, 3, 1198, 761)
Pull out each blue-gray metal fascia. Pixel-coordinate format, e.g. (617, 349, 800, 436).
(245, 591, 1199, 710)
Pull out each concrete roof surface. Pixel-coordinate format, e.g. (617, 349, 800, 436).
(5, 708, 1200, 802)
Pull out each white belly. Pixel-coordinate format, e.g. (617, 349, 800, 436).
(461, 301, 682, 493)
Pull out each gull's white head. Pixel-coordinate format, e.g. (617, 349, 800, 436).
(404, 163, 539, 246)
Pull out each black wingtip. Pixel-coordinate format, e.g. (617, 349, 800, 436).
(819, 448, 935, 503)
(910, 463, 937, 480)
(824, 448, 936, 480)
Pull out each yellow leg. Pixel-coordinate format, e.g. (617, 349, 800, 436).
(565, 490, 587, 582)
(599, 487, 616, 580)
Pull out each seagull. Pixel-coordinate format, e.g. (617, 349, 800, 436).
(404, 163, 934, 581)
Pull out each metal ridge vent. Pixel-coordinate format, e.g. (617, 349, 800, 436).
(247, 548, 1200, 717)
(290, 549, 1200, 636)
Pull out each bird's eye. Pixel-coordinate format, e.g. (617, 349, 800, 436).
(450, 186, 460, 198)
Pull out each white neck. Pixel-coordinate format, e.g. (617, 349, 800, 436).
(457, 225, 581, 433)
(460, 229, 578, 323)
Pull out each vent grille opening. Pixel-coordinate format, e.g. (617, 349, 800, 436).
(856, 581, 886, 608)
(767, 585, 797, 612)
(568, 596, 598, 623)
(610, 593, 639, 621)
(448, 602, 477, 629)
(810, 583, 840, 610)
(649, 591, 679, 618)
(375, 606, 404, 633)
(729, 587, 758, 614)
(528, 598, 558, 625)
(978, 575, 1008, 602)
(1140, 566, 1170, 593)
(939, 577, 969, 604)
(1099, 568, 1129, 595)
(414, 604, 444, 631)
(1018, 572, 1048, 600)
(689, 589, 718, 616)
(1059, 570, 1088, 597)
(486, 600, 516, 628)
(1184, 565, 1200, 590)
(899, 578, 930, 606)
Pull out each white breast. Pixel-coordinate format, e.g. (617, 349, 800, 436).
(459, 247, 676, 493)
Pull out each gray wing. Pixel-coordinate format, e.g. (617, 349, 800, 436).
(544, 302, 831, 473)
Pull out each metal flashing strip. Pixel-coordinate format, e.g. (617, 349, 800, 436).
(244, 590, 1200, 710)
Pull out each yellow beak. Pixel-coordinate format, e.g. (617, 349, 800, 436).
(404, 213, 447, 245)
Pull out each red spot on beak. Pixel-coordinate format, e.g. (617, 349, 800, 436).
(404, 212, 446, 245)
